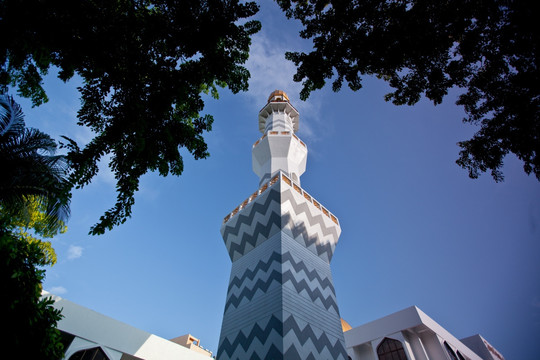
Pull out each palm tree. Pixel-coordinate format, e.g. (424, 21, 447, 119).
(0, 94, 70, 359)
(0, 94, 70, 232)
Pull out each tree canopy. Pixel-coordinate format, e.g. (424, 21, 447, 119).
(277, 0, 539, 182)
(0, 196, 67, 359)
(1, 227, 66, 359)
(1, 0, 261, 234)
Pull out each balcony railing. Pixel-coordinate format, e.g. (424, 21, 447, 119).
(252, 131, 307, 148)
(223, 172, 339, 226)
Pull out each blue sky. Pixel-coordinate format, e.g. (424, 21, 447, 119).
(13, 1, 540, 359)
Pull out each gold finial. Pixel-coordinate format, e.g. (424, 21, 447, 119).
(267, 90, 290, 103)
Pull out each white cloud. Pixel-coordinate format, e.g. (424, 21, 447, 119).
(67, 245, 84, 260)
(49, 286, 67, 295)
(245, 33, 303, 104)
(245, 32, 326, 143)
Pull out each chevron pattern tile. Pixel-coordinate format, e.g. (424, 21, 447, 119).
(218, 174, 347, 359)
(220, 176, 341, 264)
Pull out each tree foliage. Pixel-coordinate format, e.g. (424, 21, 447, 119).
(277, 0, 539, 181)
(0, 202, 67, 358)
(0, 94, 67, 358)
(1, 0, 261, 234)
(1, 227, 65, 359)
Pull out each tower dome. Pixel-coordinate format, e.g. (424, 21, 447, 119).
(267, 90, 290, 103)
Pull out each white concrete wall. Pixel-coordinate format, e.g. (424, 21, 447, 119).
(403, 331, 429, 360)
(252, 133, 307, 186)
(350, 343, 376, 360)
(418, 332, 450, 360)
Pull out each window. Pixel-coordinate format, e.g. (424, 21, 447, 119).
(377, 337, 408, 360)
(69, 347, 110, 360)
(444, 342, 458, 360)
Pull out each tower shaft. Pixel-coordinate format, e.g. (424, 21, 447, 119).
(218, 92, 347, 359)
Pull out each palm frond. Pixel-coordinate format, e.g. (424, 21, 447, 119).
(0, 95, 71, 233)
(0, 94, 25, 138)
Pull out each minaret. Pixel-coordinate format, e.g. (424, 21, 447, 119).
(217, 90, 347, 359)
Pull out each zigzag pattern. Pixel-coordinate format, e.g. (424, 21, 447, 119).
(281, 189, 339, 263)
(283, 315, 348, 360)
(282, 270, 338, 313)
(228, 251, 281, 293)
(284, 343, 347, 360)
(219, 180, 346, 359)
(222, 188, 281, 261)
(281, 189, 339, 241)
(224, 269, 282, 313)
(217, 314, 347, 360)
(249, 344, 283, 360)
(218, 314, 283, 359)
(222, 186, 341, 263)
(224, 267, 338, 314)
(227, 251, 335, 295)
(282, 251, 335, 294)
(227, 212, 281, 261)
(282, 212, 335, 263)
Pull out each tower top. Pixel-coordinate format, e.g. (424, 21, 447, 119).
(253, 90, 307, 185)
(267, 90, 290, 103)
(258, 90, 299, 133)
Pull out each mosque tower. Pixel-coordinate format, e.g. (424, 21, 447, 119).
(217, 90, 347, 359)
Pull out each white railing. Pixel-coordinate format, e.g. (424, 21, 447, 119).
(223, 172, 339, 226)
(252, 131, 306, 148)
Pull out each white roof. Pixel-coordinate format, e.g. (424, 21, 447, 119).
(344, 306, 482, 360)
(43, 291, 210, 360)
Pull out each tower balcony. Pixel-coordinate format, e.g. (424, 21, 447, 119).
(222, 172, 339, 227)
(221, 171, 340, 263)
(258, 93, 299, 133)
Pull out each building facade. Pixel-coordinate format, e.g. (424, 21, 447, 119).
(344, 306, 504, 360)
(217, 91, 348, 359)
